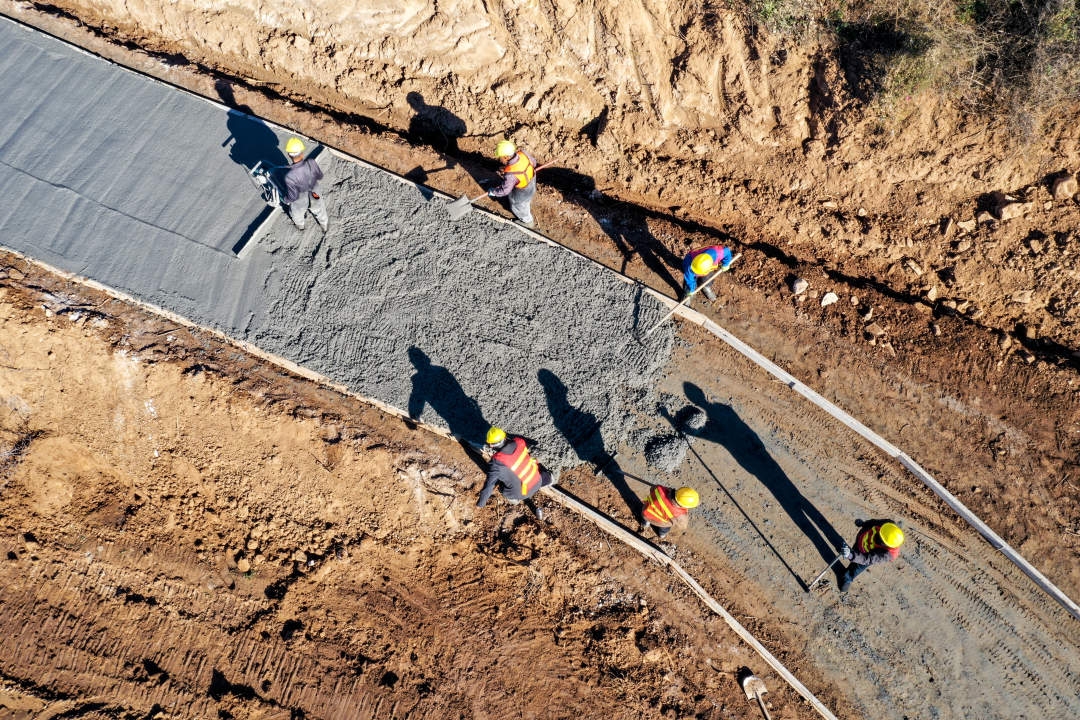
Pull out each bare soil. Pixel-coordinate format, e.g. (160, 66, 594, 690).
(1, 1, 1079, 717)
(0, 268, 821, 719)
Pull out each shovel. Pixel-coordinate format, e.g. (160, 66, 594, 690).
(446, 160, 557, 221)
(807, 544, 849, 592)
(446, 192, 488, 220)
(639, 253, 741, 339)
(739, 672, 773, 720)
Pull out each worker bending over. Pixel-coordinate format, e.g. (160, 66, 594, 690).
(682, 245, 733, 301)
(487, 140, 537, 228)
(839, 520, 905, 592)
(640, 485, 700, 540)
(282, 137, 329, 232)
(476, 427, 555, 520)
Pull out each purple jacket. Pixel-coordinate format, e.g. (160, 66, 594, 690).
(283, 158, 324, 204)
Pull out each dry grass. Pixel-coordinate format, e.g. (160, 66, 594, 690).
(741, 0, 1080, 132)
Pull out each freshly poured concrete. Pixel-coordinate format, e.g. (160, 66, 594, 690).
(0, 16, 673, 467)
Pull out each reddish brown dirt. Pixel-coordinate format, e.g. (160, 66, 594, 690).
(0, 267, 830, 719)
(1, 2, 1079, 717)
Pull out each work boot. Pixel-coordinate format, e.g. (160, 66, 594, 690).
(838, 566, 854, 592)
(318, 219, 329, 233)
(526, 499, 544, 521)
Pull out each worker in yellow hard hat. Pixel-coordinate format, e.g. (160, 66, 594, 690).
(639, 485, 700, 540)
(838, 520, 905, 591)
(476, 426, 556, 520)
(487, 139, 538, 228)
(282, 136, 330, 232)
(681, 245, 734, 301)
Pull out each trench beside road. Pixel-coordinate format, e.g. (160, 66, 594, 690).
(1, 14, 1078, 720)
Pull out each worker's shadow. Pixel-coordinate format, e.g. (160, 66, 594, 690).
(538, 369, 642, 519)
(677, 382, 845, 568)
(546, 168, 685, 296)
(403, 92, 467, 198)
(406, 348, 489, 466)
(216, 80, 287, 173)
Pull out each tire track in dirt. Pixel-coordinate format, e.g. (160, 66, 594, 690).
(644, 339, 1080, 719)
(0, 549, 383, 718)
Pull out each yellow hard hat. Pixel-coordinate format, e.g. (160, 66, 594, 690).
(879, 522, 905, 548)
(495, 140, 517, 158)
(285, 137, 305, 156)
(674, 487, 700, 508)
(690, 253, 716, 276)
(486, 426, 507, 446)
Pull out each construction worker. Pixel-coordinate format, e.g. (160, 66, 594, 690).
(476, 426, 555, 520)
(487, 140, 537, 228)
(838, 520, 905, 592)
(682, 245, 733, 301)
(640, 485, 700, 539)
(282, 137, 329, 232)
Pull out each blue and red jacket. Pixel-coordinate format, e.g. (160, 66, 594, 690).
(682, 245, 733, 291)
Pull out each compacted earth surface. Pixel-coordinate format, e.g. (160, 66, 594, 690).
(2, 2, 1080, 718)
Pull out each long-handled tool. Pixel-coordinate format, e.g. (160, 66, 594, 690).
(807, 544, 849, 591)
(247, 161, 281, 208)
(639, 253, 741, 339)
(739, 672, 773, 720)
(446, 160, 557, 220)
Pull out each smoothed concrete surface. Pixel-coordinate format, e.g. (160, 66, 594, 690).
(0, 15, 674, 468)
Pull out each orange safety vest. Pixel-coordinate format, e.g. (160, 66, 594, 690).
(502, 152, 535, 189)
(855, 523, 900, 560)
(641, 486, 688, 524)
(493, 437, 541, 497)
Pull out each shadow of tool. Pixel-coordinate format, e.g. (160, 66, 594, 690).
(665, 411, 810, 590)
(216, 79, 290, 255)
(538, 369, 642, 518)
(680, 382, 846, 577)
(406, 347, 490, 447)
(544, 168, 686, 296)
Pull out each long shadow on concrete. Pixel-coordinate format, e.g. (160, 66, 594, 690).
(217, 79, 287, 172)
(216, 79, 289, 250)
(679, 382, 846, 576)
(538, 368, 642, 518)
(406, 347, 489, 446)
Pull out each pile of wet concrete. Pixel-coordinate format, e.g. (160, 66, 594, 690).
(247, 155, 675, 468)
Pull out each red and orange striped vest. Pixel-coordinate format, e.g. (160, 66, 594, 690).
(493, 437, 541, 497)
(642, 486, 688, 524)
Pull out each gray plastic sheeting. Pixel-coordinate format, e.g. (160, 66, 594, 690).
(0, 16, 674, 468)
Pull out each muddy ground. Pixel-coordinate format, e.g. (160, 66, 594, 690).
(1, 2, 1079, 718)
